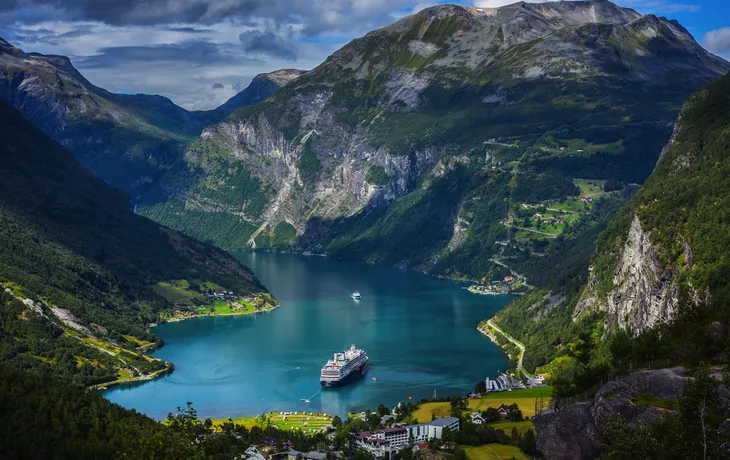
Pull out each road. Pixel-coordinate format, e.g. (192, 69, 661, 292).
(486, 318, 531, 380)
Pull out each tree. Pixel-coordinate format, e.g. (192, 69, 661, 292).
(507, 404, 523, 422)
(519, 429, 538, 456)
(510, 427, 520, 445)
(331, 415, 342, 428)
(482, 407, 499, 422)
(475, 380, 487, 394)
(377, 404, 390, 417)
(677, 363, 723, 460)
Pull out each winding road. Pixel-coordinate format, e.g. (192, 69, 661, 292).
(485, 318, 531, 380)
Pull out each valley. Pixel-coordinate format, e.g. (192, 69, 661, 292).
(0, 0, 728, 458)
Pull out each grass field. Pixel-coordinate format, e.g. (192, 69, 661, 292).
(488, 420, 534, 435)
(212, 412, 333, 433)
(412, 387, 552, 423)
(574, 179, 606, 197)
(193, 299, 257, 315)
(462, 444, 531, 460)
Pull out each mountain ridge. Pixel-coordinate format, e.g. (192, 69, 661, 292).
(138, 0, 729, 284)
(0, 38, 304, 196)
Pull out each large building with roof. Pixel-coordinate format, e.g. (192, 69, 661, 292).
(353, 417, 460, 458)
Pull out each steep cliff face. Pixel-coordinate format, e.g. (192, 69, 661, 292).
(573, 72, 730, 334)
(575, 215, 684, 331)
(140, 0, 729, 281)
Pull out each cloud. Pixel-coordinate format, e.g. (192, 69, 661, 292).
(703, 27, 730, 55)
(211, 82, 224, 89)
(0, 0, 412, 36)
(239, 26, 298, 60)
(74, 40, 256, 69)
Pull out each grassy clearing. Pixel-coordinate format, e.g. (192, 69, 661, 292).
(153, 281, 205, 306)
(462, 444, 531, 460)
(487, 420, 534, 435)
(412, 388, 553, 422)
(122, 335, 154, 348)
(192, 299, 257, 316)
(629, 393, 678, 410)
(573, 179, 606, 197)
(212, 412, 333, 433)
(549, 198, 592, 213)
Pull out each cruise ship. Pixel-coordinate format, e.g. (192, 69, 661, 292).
(320, 345, 368, 388)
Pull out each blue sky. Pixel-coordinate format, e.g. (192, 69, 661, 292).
(0, 0, 727, 110)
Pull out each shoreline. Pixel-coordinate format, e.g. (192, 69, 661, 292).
(478, 319, 530, 379)
(90, 362, 174, 392)
(161, 299, 280, 324)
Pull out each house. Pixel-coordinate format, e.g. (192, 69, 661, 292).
(413, 444, 429, 451)
(245, 447, 266, 460)
(497, 404, 511, 417)
(288, 451, 327, 460)
(504, 276, 513, 283)
(470, 412, 486, 425)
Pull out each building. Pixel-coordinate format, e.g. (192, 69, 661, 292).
(287, 451, 327, 460)
(497, 404, 511, 417)
(470, 412, 486, 425)
(245, 447, 266, 460)
(353, 417, 460, 458)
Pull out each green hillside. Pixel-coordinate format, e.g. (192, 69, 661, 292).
(492, 71, 730, 396)
(0, 99, 272, 386)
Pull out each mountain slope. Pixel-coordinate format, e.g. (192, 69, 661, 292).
(139, 0, 729, 283)
(0, 98, 274, 386)
(0, 39, 303, 197)
(216, 69, 306, 116)
(494, 70, 730, 376)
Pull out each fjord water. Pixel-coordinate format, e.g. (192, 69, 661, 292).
(104, 253, 512, 419)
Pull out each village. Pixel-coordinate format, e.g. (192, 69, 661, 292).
(167, 291, 277, 322)
(217, 383, 551, 460)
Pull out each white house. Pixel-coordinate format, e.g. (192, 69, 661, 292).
(470, 412, 486, 425)
(354, 417, 460, 458)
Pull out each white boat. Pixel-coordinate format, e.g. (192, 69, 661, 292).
(352, 291, 361, 299)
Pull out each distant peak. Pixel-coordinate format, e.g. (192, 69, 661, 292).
(253, 69, 307, 86)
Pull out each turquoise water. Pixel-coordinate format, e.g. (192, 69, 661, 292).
(103, 253, 512, 419)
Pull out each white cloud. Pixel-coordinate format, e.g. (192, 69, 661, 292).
(703, 27, 730, 57)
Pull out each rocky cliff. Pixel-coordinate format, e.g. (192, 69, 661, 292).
(534, 367, 729, 460)
(572, 71, 730, 333)
(139, 0, 729, 282)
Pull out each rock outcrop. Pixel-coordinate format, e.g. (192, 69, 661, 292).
(535, 368, 688, 460)
(575, 215, 687, 332)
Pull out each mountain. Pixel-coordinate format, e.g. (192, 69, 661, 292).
(0, 97, 274, 387)
(216, 69, 306, 116)
(0, 39, 302, 197)
(493, 71, 730, 384)
(138, 0, 729, 285)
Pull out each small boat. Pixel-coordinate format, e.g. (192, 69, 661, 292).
(352, 291, 361, 300)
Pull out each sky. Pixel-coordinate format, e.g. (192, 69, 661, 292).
(0, 0, 728, 111)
